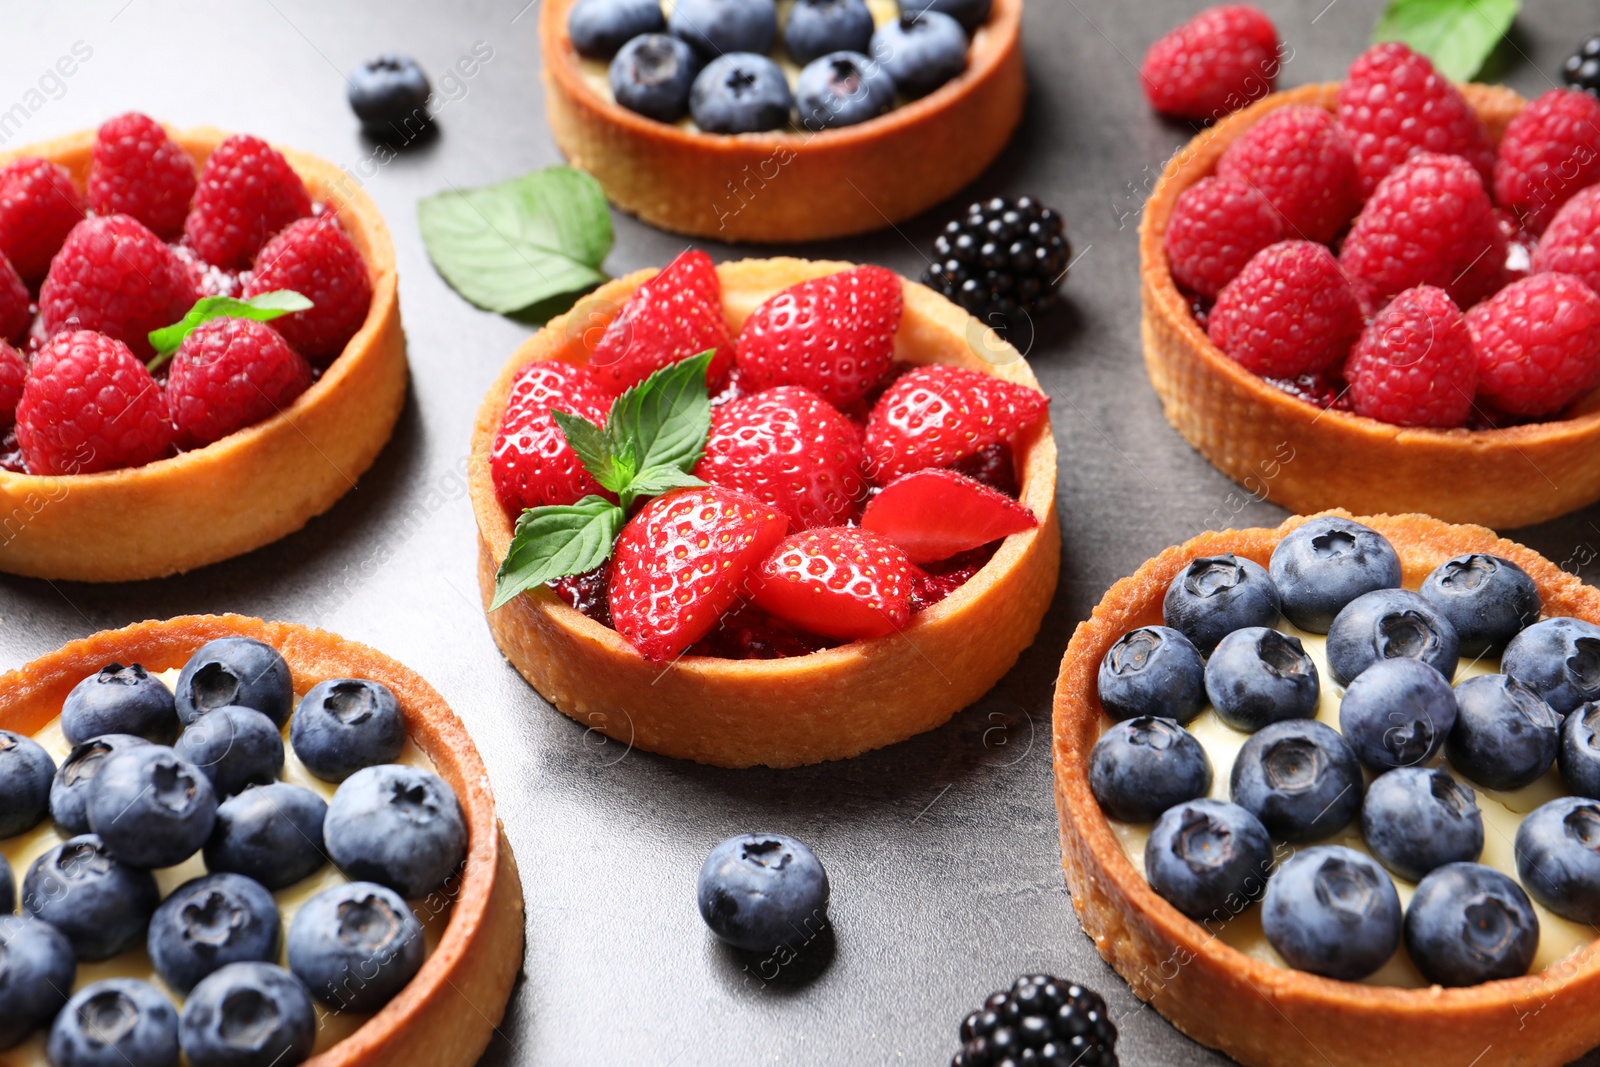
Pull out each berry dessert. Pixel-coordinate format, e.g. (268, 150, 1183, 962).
(540, 0, 1024, 241)
(1055, 511, 1600, 1067)
(469, 254, 1057, 767)
(1141, 43, 1600, 527)
(0, 616, 522, 1067)
(0, 117, 403, 581)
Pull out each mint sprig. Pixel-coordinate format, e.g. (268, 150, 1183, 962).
(1372, 0, 1519, 82)
(146, 290, 313, 370)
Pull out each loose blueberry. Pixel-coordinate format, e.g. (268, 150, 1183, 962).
(871, 11, 968, 98)
(1096, 625, 1206, 724)
(670, 0, 778, 56)
(47, 978, 179, 1067)
(1203, 626, 1320, 732)
(49, 734, 150, 836)
(1361, 767, 1484, 881)
(1268, 517, 1401, 633)
(290, 678, 406, 783)
(23, 835, 160, 960)
(1326, 588, 1460, 687)
(1262, 846, 1401, 980)
(1339, 657, 1459, 772)
(0, 853, 10, 914)
(87, 745, 217, 869)
(697, 832, 831, 953)
(796, 52, 896, 130)
(609, 33, 700, 122)
(324, 765, 466, 898)
(1143, 798, 1273, 920)
(347, 54, 432, 138)
(1404, 863, 1538, 987)
(1503, 616, 1600, 716)
(1229, 719, 1362, 842)
(1160, 554, 1281, 654)
(286, 882, 424, 1012)
(174, 706, 284, 799)
(690, 53, 794, 133)
(1515, 796, 1600, 923)
(0, 729, 55, 838)
(1088, 716, 1212, 822)
(1419, 553, 1540, 657)
(174, 638, 293, 729)
(204, 783, 328, 890)
(61, 663, 179, 744)
(900, 0, 992, 33)
(786, 0, 875, 64)
(1447, 674, 1559, 791)
(179, 963, 314, 1067)
(148, 873, 281, 994)
(568, 0, 666, 58)
(0, 915, 76, 1050)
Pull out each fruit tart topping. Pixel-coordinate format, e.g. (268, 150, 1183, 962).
(1363, 765, 1484, 881)
(1163, 176, 1283, 299)
(288, 881, 424, 1010)
(39, 214, 199, 361)
(1344, 284, 1478, 429)
(184, 134, 313, 269)
(1216, 105, 1361, 244)
(22, 834, 159, 960)
(1492, 88, 1600, 235)
(0, 259, 26, 346)
(174, 636, 294, 728)
(49, 734, 151, 836)
(1501, 615, 1600, 715)
(243, 215, 373, 363)
(0, 921, 75, 1051)
(786, 0, 874, 65)
(610, 34, 700, 124)
(1531, 185, 1600, 297)
(179, 962, 314, 1067)
(1139, 4, 1279, 121)
(1466, 271, 1600, 418)
(0, 729, 54, 838)
(324, 764, 466, 898)
(174, 704, 285, 799)
(61, 662, 178, 744)
(205, 782, 328, 891)
(88, 744, 218, 869)
(1096, 625, 1206, 725)
(872, 11, 968, 100)
(1208, 240, 1363, 379)
(951, 975, 1119, 1067)
(1262, 846, 1401, 981)
(948, 441, 1019, 497)
(16, 330, 174, 475)
(1419, 552, 1541, 657)
(1145, 797, 1272, 919)
(89, 112, 198, 241)
(1515, 796, 1600, 924)
(1161, 554, 1280, 655)
(1326, 587, 1461, 687)
(697, 832, 830, 954)
(689, 52, 792, 135)
(1448, 673, 1560, 791)
(860, 467, 1035, 563)
(1269, 516, 1402, 633)
(1089, 716, 1211, 823)
(1561, 703, 1600, 798)
(492, 358, 616, 514)
(1230, 719, 1362, 842)
(796, 52, 896, 131)
(164, 317, 316, 448)
(148, 873, 280, 994)
(1405, 864, 1539, 988)
(570, 0, 668, 59)
(49, 976, 178, 1067)
(922, 196, 1071, 330)
(749, 525, 915, 640)
(862, 364, 1048, 483)
(591, 249, 733, 393)
(1203, 626, 1320, 732)
(290, 677, 406, 783)
(671, 0, 777, 57)
(0, 157, 84, 283)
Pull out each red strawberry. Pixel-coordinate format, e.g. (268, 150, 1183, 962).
(16, 330, 173, 474)
(607, 486, 788, 660)
(38, 215, 199, 361)
(1467, 272, 1600, 417)
(1343, 285, 1476, 428)
(863, 365, 1048, 483)
(733, 265, 902, 406)
(491, 359, 615, 516)
(750, 526, 916, 640)
(164, 318, 314, 446)
(184, 134, 313, 269)
(243, 215, 372, 364)
(860, 468, 1036, 564)
(87, 112, 197, 241)
(1493, 88, 1600, 235)
(590, 250, 734, 394)
(1214, 105, 1361, 244)
(0, 341, 23, 430)
(0, 158, 84, 283)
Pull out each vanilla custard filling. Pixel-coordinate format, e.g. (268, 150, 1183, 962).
(1105, 624, 1596, 989)
(0, 671, 452, 1065)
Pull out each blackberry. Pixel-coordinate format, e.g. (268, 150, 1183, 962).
(924, 197, 1070, 329)
(953, 974, 1119, 1067)
(1565, 35, 1600, 95)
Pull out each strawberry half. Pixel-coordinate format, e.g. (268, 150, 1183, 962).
(750, 526, 916, 641)
(861, 468, 1036, 563)
(863, 365, 1048, 484)
(590, 249, 734, 394)
(491, 359, 615, 515)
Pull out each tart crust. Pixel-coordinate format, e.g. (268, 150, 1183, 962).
(539, 0, 1026, 243)
(1139, 83, 1600, 529)
(1053, 511, 1600, 1067)
(0, 614, 523, 1067)
(0, 126, 407, 582)
(469, 257, 1059, 768)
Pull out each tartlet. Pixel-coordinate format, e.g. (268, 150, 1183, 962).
(469, 256, 1059, 769)
(1053, 511, 1600, 1067)
(539, 0, 1025, 243)
(0, 126, 406, 582)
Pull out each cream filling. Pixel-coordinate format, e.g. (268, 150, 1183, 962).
(1, 671, 451, 1064)
(1105, 623, 1595, 989)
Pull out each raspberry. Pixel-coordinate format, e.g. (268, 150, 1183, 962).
(1215, 105, 1361, 243)
(1493, 88, 1600, 235)
(590, 249, 734, 394)
(243, 215, 372, 364)
(164, 318, 314, 447)
(1163, 176, 1283, 298)
(750, 526, 915, 640)
(87, 112, 197, 241)
(15, 330, 174, 474)
(1467, 272, 1600, 417)
(0, 341, 23, 430)
(0, 253, 29, 344)
(1531, 184, 1600, 295)
(1338, 152, 1506, 310)
(184, 134, 313, 269)
(491, 359, 615, 515)
(1139, 5, 1279, 120)
(863, 365, 1048, 483)
(0, 158, 84, 283)
(37, 215, 198, 361)
(1208, 240, 1363, 377)
(1343, 285, 1476, 428)
(1335, 42, 1496, 197)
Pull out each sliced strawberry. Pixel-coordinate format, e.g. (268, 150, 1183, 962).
(863, 365, 1048, 484)
(589, 249, 734, 394)
(607, 487, 788, 660)
(750, 526, 915, 641)
(734, 265, 902, 407)
(861, 468, 1036, 563)
(490, 359, 615, 515)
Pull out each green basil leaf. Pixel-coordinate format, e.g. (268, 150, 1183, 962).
(1372, 0, 1519, 81)
(552, 409, 634, 494)
(490, 495, 626, 610)
(146, 290, 313, 368)
(626, 465, 707, 501)
(607, 351, 715, 477)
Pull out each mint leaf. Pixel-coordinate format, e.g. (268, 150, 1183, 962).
(608, 351, 715, 476)
(552, 409, 635, 494)
(1372, 0, 1518, 81)
(490, 495, 626, 610)
(418, 167, 612, 317)
(628, 465, 707, 499)
(146, 290, 313, 369)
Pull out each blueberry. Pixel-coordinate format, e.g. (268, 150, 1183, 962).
(690, 53, 793, 133)
(1262, 846, 1400, 980)
(61, 663, 179, 744)
(1419, 553, 1540, 657)
(1447, 674, 1559, 790)
(174, 638, 293, 729)
(49, 734, 150, 835)
(204, 783, 327, 891)
(1560, 701, 1600, 797)
(0, 853, 10, 914)
(0, 729, 55, 838)
(697, 832, 830, 952)
(569, 0, 666, 58)
(1361, 767, 1483, 881)
(286, 881, 424, 1012)
(1229, 719, 1362, 842)
(47, 978, 179, 1067)
(796, 52, 895, 130)
(670, 0, 777, 56)
(610, 33, 700, 122)
(290, 678, 406, 783)
(1339, 657, 1459, 772)
(87, 745, 217, 869)
(174, 707, 284, 799)
(0, 915, 75, 1049)
(23, 834, 160, 960)
(1325, 588, 1460, 687)
(1515, 796, 1600, 923)
(148, 873, 281, 994)
(785, 0, 874, 64)
(1268, 517, 1401, 633)
(1203, 626, 1320, 732)
(871, 11, 968, 99)
(900, 0, 992, 33)
(1143, 798, 1273, 920)
(178, 962, 314, 1067)
(1096, 626, 1206, 724)
(1088, 716, 1211, 822)
(1160, 554, 1281, 655)
(1404, 863, 1538, 987)
(1503, 616, 1600, 716)
(347, 54, 431, 138)
(324, 765, 466, 898)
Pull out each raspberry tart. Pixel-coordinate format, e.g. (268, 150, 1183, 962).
(0, 117, 404, 581)
(1055, 511, 1600, 1067)
(0, 614, 523, 1067)
(468, 254, 1057, 768)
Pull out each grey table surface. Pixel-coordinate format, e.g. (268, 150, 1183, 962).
(3, 0, 1599, 1064)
